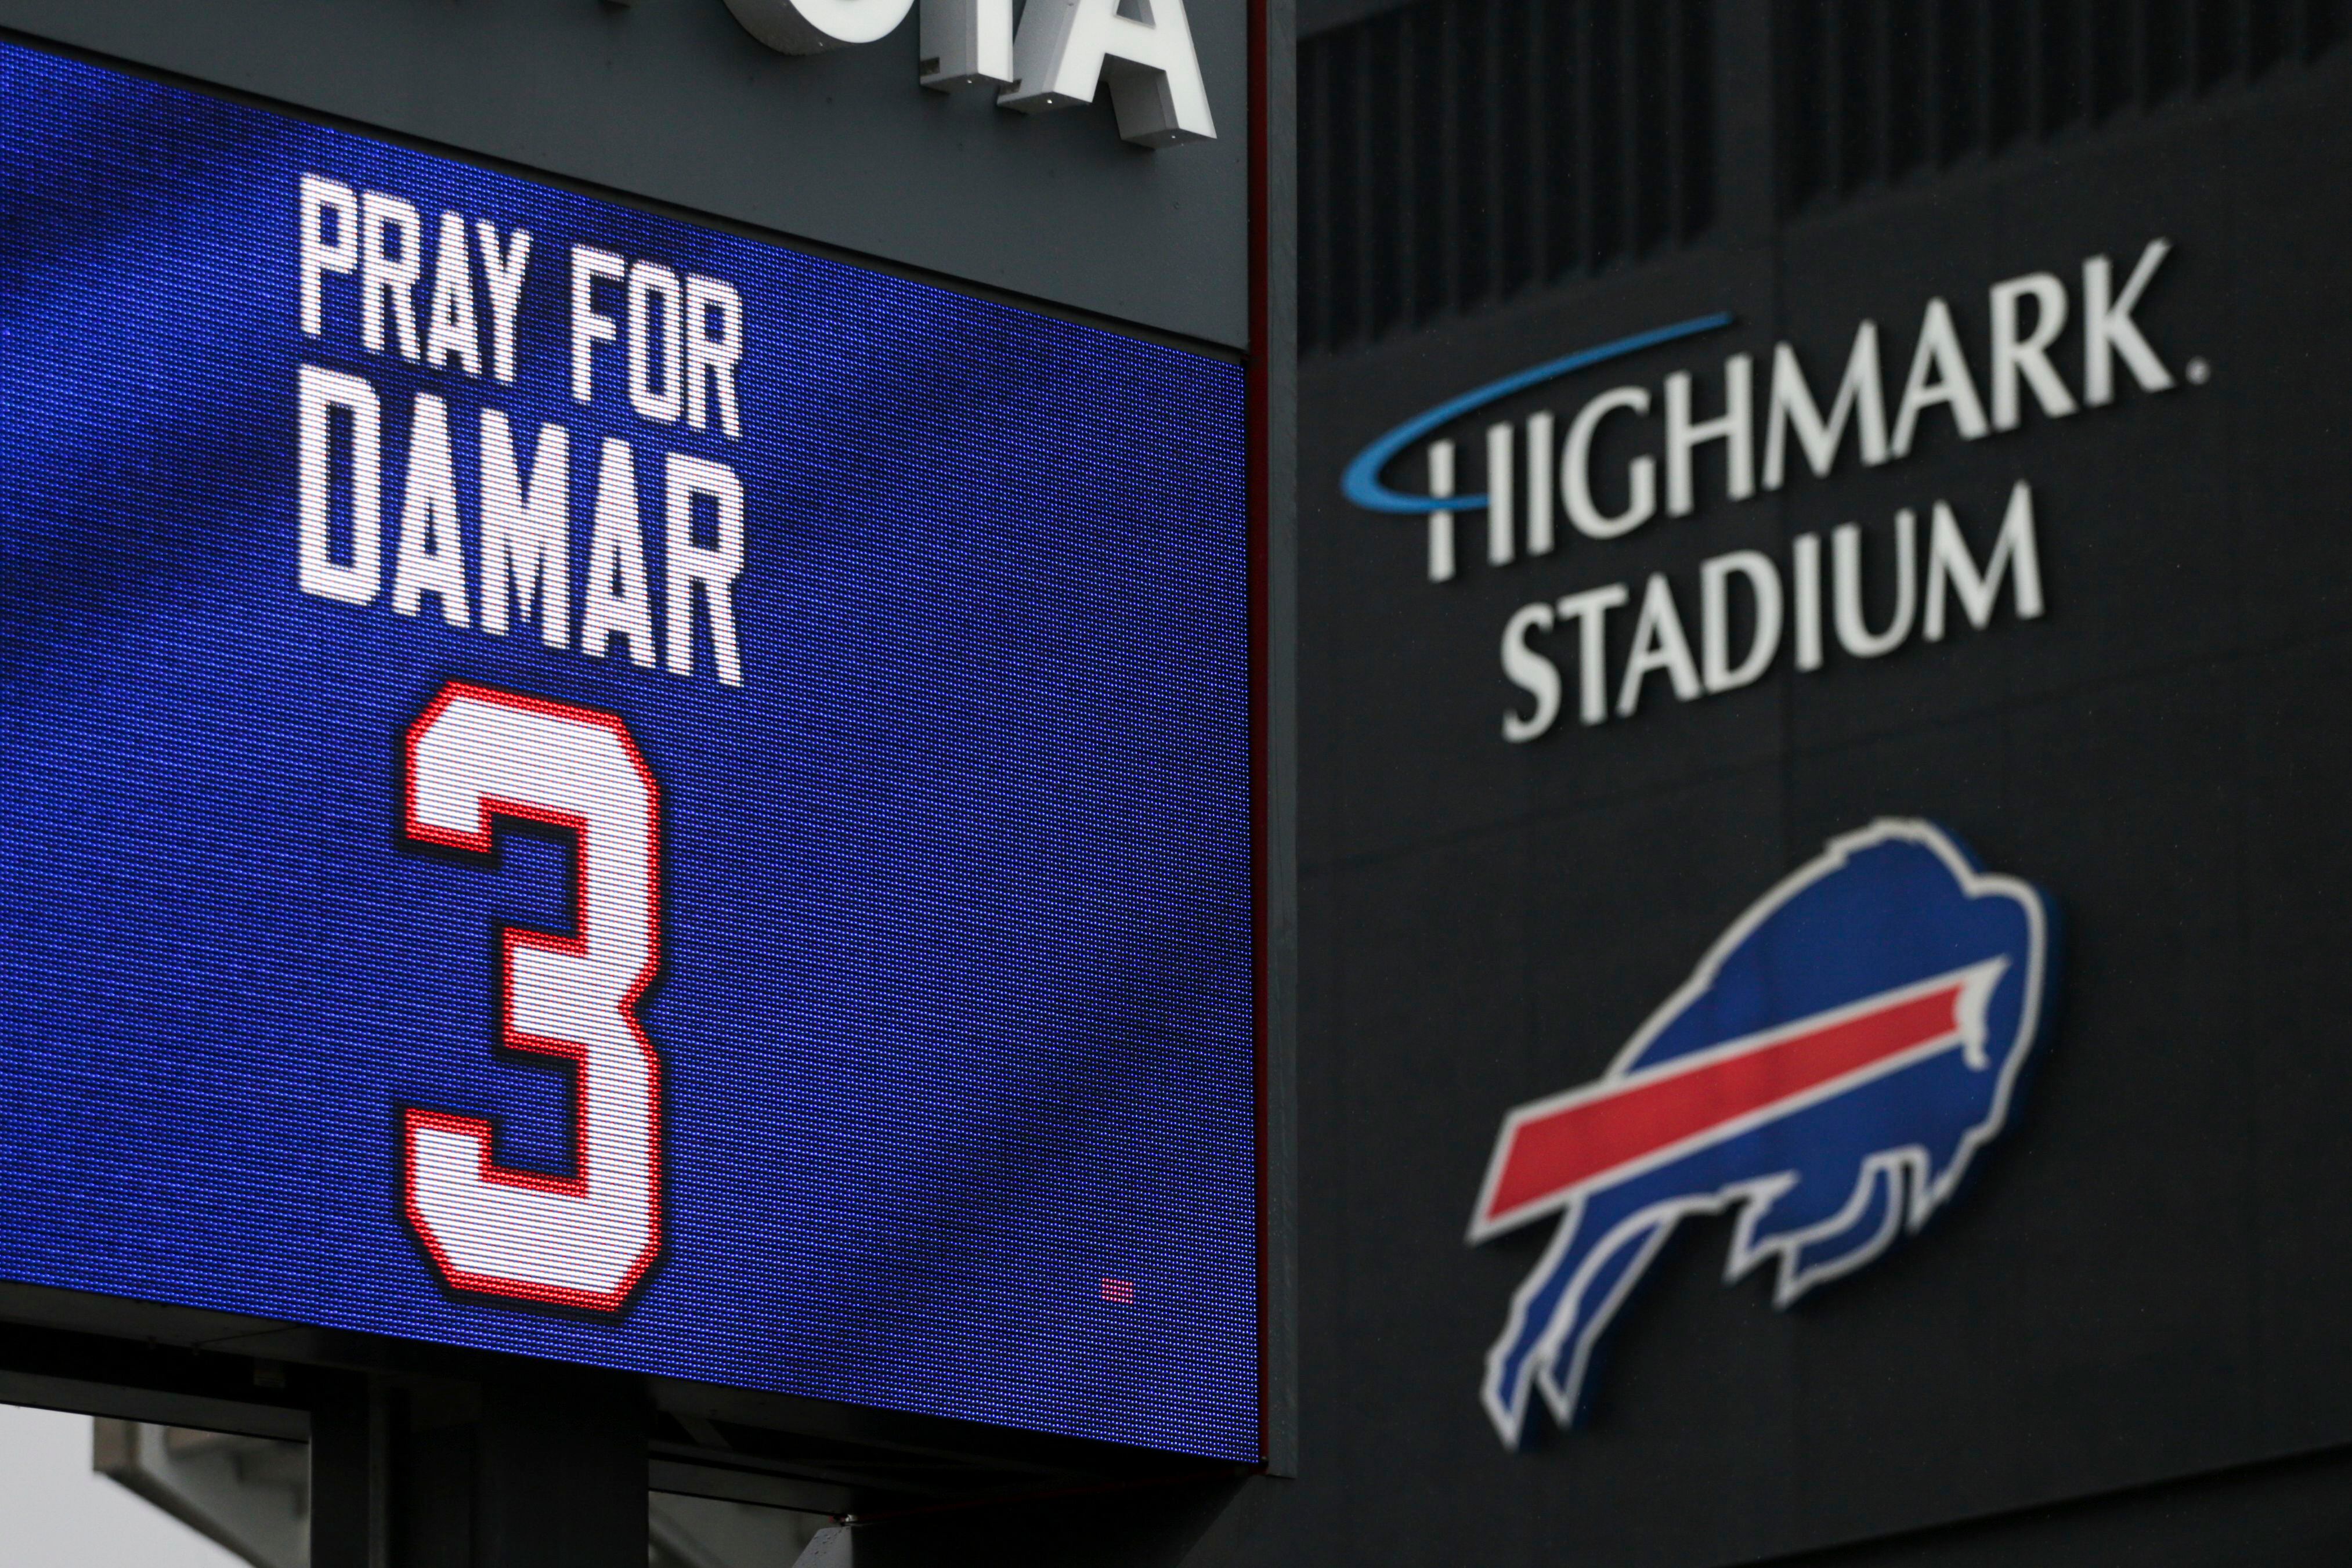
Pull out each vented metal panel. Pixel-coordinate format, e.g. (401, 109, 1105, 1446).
(1300, 0, 2349, 353)
(1298, 0, 1718, 355)
(1776, 0, 2346, 212)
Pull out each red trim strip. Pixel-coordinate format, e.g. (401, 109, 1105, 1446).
(1483, 983, 1971, 1226)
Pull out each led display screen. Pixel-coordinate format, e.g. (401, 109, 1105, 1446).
(0, 39, 1257, 1461)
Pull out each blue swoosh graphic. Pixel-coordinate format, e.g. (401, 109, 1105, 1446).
(1339, 313, 1737, 515)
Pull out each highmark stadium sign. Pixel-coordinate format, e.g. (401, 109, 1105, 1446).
(1343, 240, 2187, 744)
(0, 39, 1258, 1460)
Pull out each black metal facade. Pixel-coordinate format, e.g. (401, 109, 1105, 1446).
(1775, 0, 2344, 214)
(1299, 0, 1717, 353)
(1272, 3, 2352, 1565)
(1302, 0, 2346, 353)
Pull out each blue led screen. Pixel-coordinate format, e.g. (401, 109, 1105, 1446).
(0, 41, 1257, 1461)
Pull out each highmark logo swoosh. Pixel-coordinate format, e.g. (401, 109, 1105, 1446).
(1339, 312, 1738, 516)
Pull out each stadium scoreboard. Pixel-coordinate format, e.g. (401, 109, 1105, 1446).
(0, 35, 1263, 1464)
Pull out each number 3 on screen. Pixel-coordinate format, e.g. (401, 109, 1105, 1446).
(398, 681, 664, 1313)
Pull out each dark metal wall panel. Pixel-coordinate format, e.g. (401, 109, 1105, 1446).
(1298, 0, 1719, 355)
(1302, 0, 2349, 357)
(1775, 0, 2346, 215)
(1281, 8, 2352, 1565)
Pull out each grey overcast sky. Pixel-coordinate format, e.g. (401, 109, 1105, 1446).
(0, 1403, 244, 1568)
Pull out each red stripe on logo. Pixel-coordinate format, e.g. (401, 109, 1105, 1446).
(1480, 980, 1972, 1230)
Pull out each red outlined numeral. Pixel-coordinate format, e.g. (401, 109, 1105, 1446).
(399, 681, 663, 1313)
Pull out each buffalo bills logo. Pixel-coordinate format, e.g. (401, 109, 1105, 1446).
(1469, 820, 2055, 1448)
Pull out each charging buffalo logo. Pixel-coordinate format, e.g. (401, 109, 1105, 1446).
(1468, 820, 2055, 1448)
